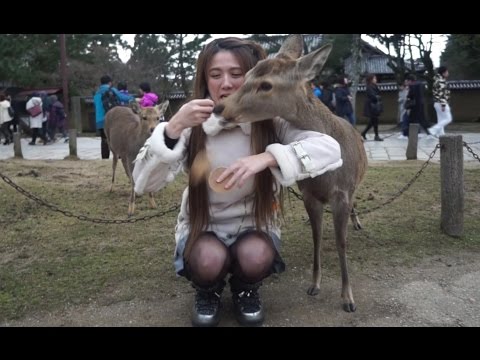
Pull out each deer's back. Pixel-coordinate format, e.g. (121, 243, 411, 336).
(104, 107, 148, 161)
(296, 108, 367, 201)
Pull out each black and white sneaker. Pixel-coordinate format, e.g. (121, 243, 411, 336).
(191, 282, 224, 327)
(232, 288, 264, 326)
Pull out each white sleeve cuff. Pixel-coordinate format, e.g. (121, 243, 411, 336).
(266, 140, 343, 187)
(132, 122, 186, 195)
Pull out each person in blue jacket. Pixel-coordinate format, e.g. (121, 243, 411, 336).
(93, 75, 133, 159)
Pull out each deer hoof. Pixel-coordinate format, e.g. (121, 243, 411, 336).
(342, 302, 357, 313)
(306, 286, 320, 296)
(353, 221, 363, 231)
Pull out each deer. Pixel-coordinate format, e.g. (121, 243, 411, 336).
(214, 35, 368, 312)
(104, 100, 170, 216)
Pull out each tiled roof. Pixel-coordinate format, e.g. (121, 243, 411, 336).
(447, 80, 480, 89)
(357, 80, 480, 92)
(166, 91, 188, 100)
(345, 55, 393, 75)
(81, 81, 480, 103)
(254, 34, 325, 57)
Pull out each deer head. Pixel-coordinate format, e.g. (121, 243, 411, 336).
(139, 100, 169, 134)
(214, 34, 332, 126)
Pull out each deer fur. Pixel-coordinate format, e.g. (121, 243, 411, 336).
(105, 100, 169, 216)
(214, 35, 367, 312)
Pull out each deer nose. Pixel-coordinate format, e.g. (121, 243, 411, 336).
(213, 104, 224, 115)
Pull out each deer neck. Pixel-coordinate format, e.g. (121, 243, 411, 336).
(290, 99, 337, 135)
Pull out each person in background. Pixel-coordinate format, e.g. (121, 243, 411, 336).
(311, 81, 322, 100)
(48, 95, 68, 142)
(429, 66, 452, 137)
(6, 94, 18, 134)
(117, 81, 130, 105)
(397, 79, 409, 139)
(26, 93, 49, 145)
(320, 80, 335, 112)
(0, 94, 14, 145)
(334, 75, 355, 126)
(361, 73, 384, 141)
(132, 37, 343, 327)
(93, 75, 134, 159)
(138, 82, 158, 107)
(403, 74, 431, 137)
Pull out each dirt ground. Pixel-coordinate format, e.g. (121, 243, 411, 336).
(2, 250, 479, 327)
(1, 141, 480, 327)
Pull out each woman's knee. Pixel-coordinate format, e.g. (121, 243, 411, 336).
(232, 232, 276, 282)
(186, 233, 230, 285)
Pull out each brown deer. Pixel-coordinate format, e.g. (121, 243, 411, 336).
(214, 35, 367, 312)
(104, 100, 169, 216)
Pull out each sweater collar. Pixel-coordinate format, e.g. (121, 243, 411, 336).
(202, 113, 251, 136)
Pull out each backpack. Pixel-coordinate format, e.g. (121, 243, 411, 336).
(101, 87, 120, 112)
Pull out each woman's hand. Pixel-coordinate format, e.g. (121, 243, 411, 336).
(165, 99, 215, 139)
(216, 152, 278, 190)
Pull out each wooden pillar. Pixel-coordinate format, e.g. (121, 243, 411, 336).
(70, 96, 82, 134)
(406, 123, 419, 160)
(64, 129, 79, 160)
(13, 133, 23, 159)
(440, 135, 464, 237)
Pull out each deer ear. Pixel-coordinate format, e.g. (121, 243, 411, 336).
(130, 100, 141, 114)
(277, 34, 304, 59)
(296, 43, 333, 81)
(157, 99, 169, 114)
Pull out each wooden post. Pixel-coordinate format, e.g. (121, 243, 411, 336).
(70, 96, 82, 134)
(406, 123, 419, 160)
(13, 133, 23, 159)
(440, 135, 464, 237)
(64, 129, 79, 160)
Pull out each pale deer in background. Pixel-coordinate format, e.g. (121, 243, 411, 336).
(105, 100, 169, 216)
(214, 35, 367, 312)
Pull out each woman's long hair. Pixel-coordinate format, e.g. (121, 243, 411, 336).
(184, 37, 281, 259)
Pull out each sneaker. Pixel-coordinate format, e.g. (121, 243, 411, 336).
(374, 136, 384, 141)
(28, 142, 35, 145)
(397, 134, 408, 140)
(191, 283, 224, 327)
(232, 287, 264, 326)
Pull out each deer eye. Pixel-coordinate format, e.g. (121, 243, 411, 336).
(258, 81, 272, 92)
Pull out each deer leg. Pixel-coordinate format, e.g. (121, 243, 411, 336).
(350, 201, 362, 230)
(302, 194, 325, 296)
(148, 192, 157, 209)
(331, 192, 356, 312)
(122, 158, 136, 217)
(110, 153, 118, 192)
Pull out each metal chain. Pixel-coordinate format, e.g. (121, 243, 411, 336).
(0, 171, 180, 224)
(356, 143, 440, 215)
(0, 140, 473, 224)
(463, 141, 480, 163)
(287, 143, 441, 215)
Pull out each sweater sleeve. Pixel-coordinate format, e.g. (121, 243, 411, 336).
(265, 117, 343, 186)
(132, 122, 188, 195)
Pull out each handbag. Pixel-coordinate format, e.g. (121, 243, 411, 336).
(404, 98, 416, 110)
(8, 106, 15, 118)
(27, 104, 43, 117)
(371, 101, 383, 115)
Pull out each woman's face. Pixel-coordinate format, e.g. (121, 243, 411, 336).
(207, 50, 245, 104)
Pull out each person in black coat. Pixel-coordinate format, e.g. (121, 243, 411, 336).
(402, 74, 431, 137)
(334, 76, 355, 125)
(361, 73, 384, 141)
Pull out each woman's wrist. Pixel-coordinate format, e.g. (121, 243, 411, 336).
(165, 121, 184, 139)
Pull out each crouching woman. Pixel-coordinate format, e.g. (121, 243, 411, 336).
(132, 37, 343, 327)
